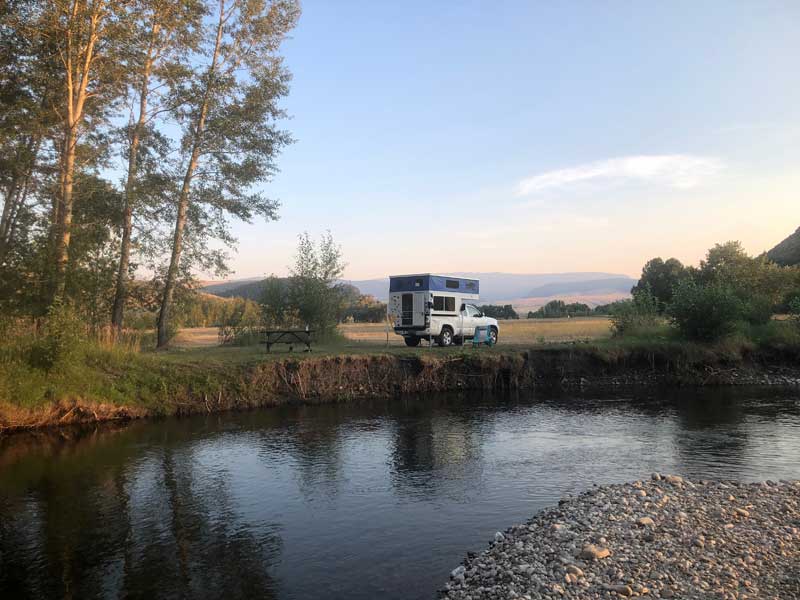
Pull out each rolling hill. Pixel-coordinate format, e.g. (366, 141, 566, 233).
(203, 272, 636, 305)
(767, 226, 800, 266)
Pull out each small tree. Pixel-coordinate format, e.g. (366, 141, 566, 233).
(667, 279, 744, 342)
(609, 286, 659, 337)
(631, 257, 688, 312)
(283, 231, 346, 336)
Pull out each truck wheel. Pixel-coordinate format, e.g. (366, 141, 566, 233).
(404, 336, 421, 347)
(488, 327, 498, 345)
(438, 326, 454, 347)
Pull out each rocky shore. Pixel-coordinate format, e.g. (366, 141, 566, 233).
(441, 477, 800, 599)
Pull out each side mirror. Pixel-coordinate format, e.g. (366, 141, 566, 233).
(476, 312, 483, 318)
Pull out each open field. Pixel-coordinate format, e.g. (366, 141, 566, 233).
(171, 317, 613, 350)
(339, 317, 612, 346)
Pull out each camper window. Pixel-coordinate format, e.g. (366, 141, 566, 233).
(433, 296, 455, 311)
(445, 279, 459, 289)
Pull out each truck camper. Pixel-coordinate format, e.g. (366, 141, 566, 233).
(387, 274, 499, 347)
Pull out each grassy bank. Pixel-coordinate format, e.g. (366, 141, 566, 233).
(2, 319, 800, 433)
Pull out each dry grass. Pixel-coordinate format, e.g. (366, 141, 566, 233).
(339, 317, 612, 347)
(171, 317, 613, 350)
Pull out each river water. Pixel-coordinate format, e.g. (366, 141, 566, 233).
(1, 387, 799, 599)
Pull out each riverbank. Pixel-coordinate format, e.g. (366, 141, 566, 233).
(441, 477, 800, 599)
(2, 339, 800, 433)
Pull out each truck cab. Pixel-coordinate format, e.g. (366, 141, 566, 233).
(388, 274, 499, 347)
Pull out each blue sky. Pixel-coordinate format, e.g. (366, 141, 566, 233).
(226, 0, 800, 280)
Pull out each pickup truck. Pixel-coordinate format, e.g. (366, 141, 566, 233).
(395, 302, 499, 347)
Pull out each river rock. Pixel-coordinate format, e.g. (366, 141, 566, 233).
(579, 544, 611, 560)
(440, 478, 800, 600)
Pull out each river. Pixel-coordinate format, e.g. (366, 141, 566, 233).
(1, 387, 799, 599)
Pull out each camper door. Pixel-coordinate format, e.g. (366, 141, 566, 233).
(400, 292, 427, 328)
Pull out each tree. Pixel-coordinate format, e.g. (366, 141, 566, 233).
(480, 304, 518, 320)
(156, 0, 300, 347)
(110, 0, 204, 333)
(667, 279, 744, 341)
(631, 257, 688, 311)
(43, 0, 131, 303)
(699, 241, 798, 323)
(286, 231, 346, 335)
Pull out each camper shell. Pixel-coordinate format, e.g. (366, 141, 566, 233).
(388, 274, 498, 347)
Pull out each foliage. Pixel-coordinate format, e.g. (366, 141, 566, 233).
(528, 300, 592, 319)
(667, 279, 745, 342)
(341, 294, 387, 323)
(631, 257, 689, 312)
(789, 296, 800, 330)
(480, 304, 518, 320)
(609, 287, 660, 337)
(258, 232, 347, 337)
(27, 302, 85, 371)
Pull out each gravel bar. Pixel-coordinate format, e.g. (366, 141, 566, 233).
(441, 476, 800, 599)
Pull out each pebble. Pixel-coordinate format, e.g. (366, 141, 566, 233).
(440, 477, 800, 600)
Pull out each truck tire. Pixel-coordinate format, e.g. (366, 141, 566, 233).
(404, 336, 421, 347)
(438, 326, 454, 347)
(488, 327, 498, 345)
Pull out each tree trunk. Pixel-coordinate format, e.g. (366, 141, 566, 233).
(0, 137, 39, 260)
(111, 24, 158, 333)
(156, 2, 224, 348)
(50, 0, 103, 305)
(52, 124, 77, 301)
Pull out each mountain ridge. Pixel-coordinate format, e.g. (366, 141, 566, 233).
(767, 226, 800, 266)
(203, 271, 636, 303)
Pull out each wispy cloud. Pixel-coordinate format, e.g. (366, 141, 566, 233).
(516, 154, 724, 196)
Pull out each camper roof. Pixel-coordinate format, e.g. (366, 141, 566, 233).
(388, 274, 479, 294)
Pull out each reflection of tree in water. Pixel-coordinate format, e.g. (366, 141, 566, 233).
(388, 395, 489, 499)
(661, 387, 751, 477)
(0, 423, 283, 600)
(279, 405, 346, 501)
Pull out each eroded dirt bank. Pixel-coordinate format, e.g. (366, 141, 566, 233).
(2, 346, 799, 433)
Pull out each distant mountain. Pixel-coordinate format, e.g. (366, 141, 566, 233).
(203, 272, 636, 305)
(345, 272, 634, 302)
(767, 226, 800, 266)
(203, 278, 274, 300)
(526, 277, 636, 298)
(201, 277, 263, 296)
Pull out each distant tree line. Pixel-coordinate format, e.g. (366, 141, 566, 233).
(613, 241, 800, 341)
(479, 304, 519, 320)
(527, 300, 594, 319)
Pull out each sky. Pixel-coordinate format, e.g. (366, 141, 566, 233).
(223, 0, 800, 281)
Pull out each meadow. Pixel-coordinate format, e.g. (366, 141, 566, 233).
(171, 317, 614, 349)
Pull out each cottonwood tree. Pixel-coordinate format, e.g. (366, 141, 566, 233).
(287, 231, 347, 335)
(43, 0, 131, 303)
(0, 0, 60, 265)
(110, 0, 205, 333)
(156, 0, 300, 347)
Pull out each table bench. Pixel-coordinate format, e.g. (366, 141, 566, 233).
(260, 329, 315, 353)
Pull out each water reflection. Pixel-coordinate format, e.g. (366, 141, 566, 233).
(1, 387, 799, 600)
(0, 422, 282, 599)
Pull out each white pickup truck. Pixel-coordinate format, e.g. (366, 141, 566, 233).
(388, 274, 499, 347)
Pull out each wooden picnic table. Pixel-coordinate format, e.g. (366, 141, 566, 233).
(260, 329, 315, 353)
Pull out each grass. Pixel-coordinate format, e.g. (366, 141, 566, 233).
(2, 315, 798, 431)
(172, 317, 614, 350)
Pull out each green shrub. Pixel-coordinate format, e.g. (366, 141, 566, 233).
(667, 280, 744, 341)
(27, 302, 85, 371)
(610, 287, 659, 337)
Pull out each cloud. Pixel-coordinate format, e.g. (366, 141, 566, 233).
(516, 154, 724, 196)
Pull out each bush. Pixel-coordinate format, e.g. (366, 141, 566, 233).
(27, 302, 85, 371)
(789, 296, 800, 330)
(667, 280, 744, 341)
(610, 287, 659, 337)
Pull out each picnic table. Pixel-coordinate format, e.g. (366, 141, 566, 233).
(261, 329, 315, 353)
